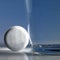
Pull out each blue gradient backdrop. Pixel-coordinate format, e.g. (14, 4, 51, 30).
(0, 0, 27, 46)
(0, 0, 60, 46)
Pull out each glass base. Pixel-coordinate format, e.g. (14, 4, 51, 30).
(33, 44, 60, 55)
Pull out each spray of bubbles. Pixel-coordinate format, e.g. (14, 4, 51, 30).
(25, 0, 32, 14)
(25, 0, 33, 46)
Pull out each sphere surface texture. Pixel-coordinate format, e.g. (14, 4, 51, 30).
(4, 26, 29, 51)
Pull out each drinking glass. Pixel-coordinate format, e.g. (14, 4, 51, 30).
(25, 0, 60, 54)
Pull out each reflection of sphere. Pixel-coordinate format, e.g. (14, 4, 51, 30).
(4, 26, 29, 51)
(0, 53, 28, 60)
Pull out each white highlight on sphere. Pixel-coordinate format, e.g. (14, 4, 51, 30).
(4, 26, 30, 51)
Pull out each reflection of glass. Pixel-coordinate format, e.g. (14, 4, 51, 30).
(28, 55, 60, 60)
(25, 0, 60, 54)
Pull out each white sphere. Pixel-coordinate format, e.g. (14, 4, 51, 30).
(4, 26, 30, 51)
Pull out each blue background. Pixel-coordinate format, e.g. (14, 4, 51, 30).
(0, 0, 60, 46)
(0, 0, 27, 46)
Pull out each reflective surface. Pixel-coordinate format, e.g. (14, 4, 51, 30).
(0, 48, 60, 60)
(0, 53, 60, 60)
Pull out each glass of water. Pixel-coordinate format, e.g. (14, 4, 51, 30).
(25, 0, 60, 54)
